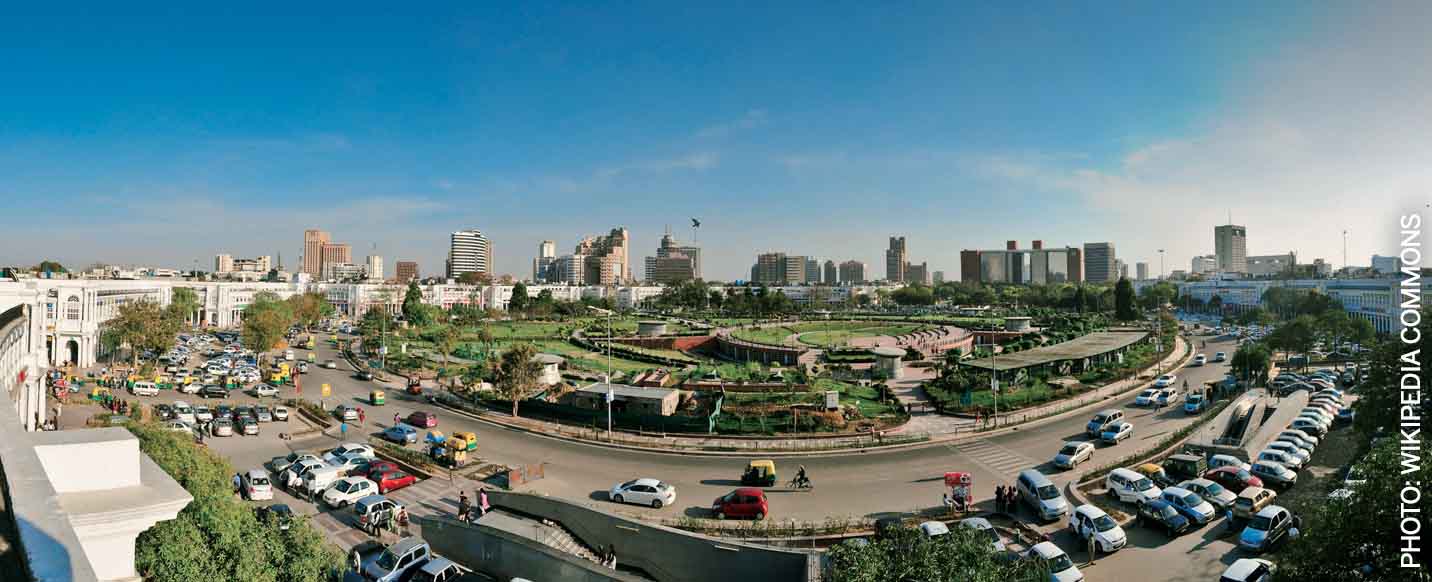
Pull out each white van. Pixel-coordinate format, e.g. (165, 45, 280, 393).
(284, 349, 296, 362)
(302, 465, 345, 495)
(131, 381, 159, 396)
(1106, 467, 1161, 505)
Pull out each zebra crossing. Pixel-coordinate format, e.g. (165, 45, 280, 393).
(947, 438, 1040, 478)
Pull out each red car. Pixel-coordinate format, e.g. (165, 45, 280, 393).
(355, 460, 399, 479)
(712, 487, 768, 520)
(1203, 466, 1263, 494)
(373, 470, 417, 494)
(406, 411, 438, 428)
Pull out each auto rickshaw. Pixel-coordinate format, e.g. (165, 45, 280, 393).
(307, 352, 316, 363)
(369, 389, 386, 406)
(406, 377, 423, 395)
(944, 472, 973, 514)
(1134, 462, 1175, 488)
(425, 430, 446, 446)
(741, 460, 777, 487)
(452, 431, 478, 451)
(444, 434, 470, 466)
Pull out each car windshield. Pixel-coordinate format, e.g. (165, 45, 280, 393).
(1093, 515, 1118, 532)
(375, 549, 398, 570)
(336, 481, 353, 493)
(1235, 469, 1252, 480)
(1182, 493, 1202, 506)
(1037, 485, 1060, 500)
(1204, 483, 1226, 496)
(1133, 478, 1154, 491)
(1249, 515, 1273, 530)
(252, 477, 269, 486)
(1060, 445, 1080, 455)
(1161, 506, 1179, 519)
(621, 479, 638, 488)
(1047, 554, 1075, 572)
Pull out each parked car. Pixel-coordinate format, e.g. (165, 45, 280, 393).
(1100, 422, 1133, 445)
(712, 488, 768, 520)
(355, 495, 403, 531)
(200, 384, 229, 399)
(172, 401, 196, 425)
(1106, 468, 1161, 505)
(254, 383, 279, 398)
(1153, 374, 1177, 388)
(1277, 430, 1319, 449)
(131, 381, 160, 396)
(918, 521, 950, 537)
(327, 443, 376, 462)
(1239, 505, 1297, 553)
(153, 403, 176, 420)
(1016, 469, 1069, 521)
(1026, 541, 1084, 582)
(242, 469, 274, 501)
(1221, 558, 1276, 582)
(1255, 449, 1304, 472)
(162, 420, 193, 433)
(258, 503, 294, 531)
(273, 406, 290, 421)
(1068, 504, 1127, 553)
(1163, 454, 1208, 481)
(1250, 461, 1298, 489)
(363, 537, 432, 582)
(356, 460, 400, 480)
(409, 557, 467, 582)
(281, 459, 328, 490)
(1160, 487, 1216, 525)
(1203, 467, 1264, 494)
(1085, 409, 1124, 437)
(373, 471, 418, 495)
(406, 411, 439, 428)
(1267, 441, 1312, 465)
(958, 517, 1006, 552)
(1178, 478, 1237, 511)
(193, 405, 214, 423)
(1234, 487, 1279, 520)
(1136, 499, 1191, 537)
(211, 418, 235, 437)
(254, 405, 274, 422)
(238, 416, 260, 436)
(235, 404, 255, 420)
(610, 478, 677, 509)
(270, 451, 321, 474)
(383, 424, 420, 444)
(322, 476, 378, 508)
(1053, 441, 1095, 469)
(1289, 418, 1328, 437)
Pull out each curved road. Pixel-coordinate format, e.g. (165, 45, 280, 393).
(303, 334, 1235, 527)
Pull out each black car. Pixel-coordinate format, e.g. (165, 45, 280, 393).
(1136, 499, 1191, 538)
(215, 404, 234, 420)
(200, 384, 229, 399)
(258, 504, 294, 531)
(153, 404, 175, 421)
(359, 370, 374, 381)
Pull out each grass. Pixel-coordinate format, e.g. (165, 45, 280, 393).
(732, 320, 931, 347)
(796, 324, 929, 347)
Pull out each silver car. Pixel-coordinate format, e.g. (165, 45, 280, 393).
(211, 418, 235, 437)
(254, 405, 274, 422)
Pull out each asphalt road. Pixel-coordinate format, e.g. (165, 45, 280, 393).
(143, 331, 1251, 580)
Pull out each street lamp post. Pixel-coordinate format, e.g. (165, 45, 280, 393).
(1158, 249, 1165, 280)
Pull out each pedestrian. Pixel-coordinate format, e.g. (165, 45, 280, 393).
(607, 545, 618, 570)
(349, 549, 362, 572)
(458, 491, 471, 521)
(397, 506, 410, 536)
(233, 473, 242, 495)
(359, 407, 366, 425)
(340, 421, 348, 439)
(995, 485, 1005, 512)
(394, 412, 401, 426)
(479, 487, 491, 516)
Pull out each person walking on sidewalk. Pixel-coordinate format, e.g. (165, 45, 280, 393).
(394, 412, 401, 426)
(458, 491, 471, 522)
(479, 488, 491, 517)
(358, 407, 366, 425)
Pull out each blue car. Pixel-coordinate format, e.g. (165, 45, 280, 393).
(1135, 499, 1191, 538)
(1184, 394, 1207, 414)
(382, 424, 419, 444)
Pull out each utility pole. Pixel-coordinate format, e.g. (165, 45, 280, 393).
(1158, 249, 1165, 280)
(1342, 230, 1348, 277)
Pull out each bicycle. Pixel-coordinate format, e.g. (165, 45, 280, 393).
(787, 476, 813, 489)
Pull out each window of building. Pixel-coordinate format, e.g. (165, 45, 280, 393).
(65, 296, 81, 320)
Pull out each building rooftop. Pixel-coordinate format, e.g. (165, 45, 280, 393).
(578, 382, 677, 400)
(961, 331, 1148, 372)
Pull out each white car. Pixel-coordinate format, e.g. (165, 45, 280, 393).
(172, 401, 196, 425)
(162, 420, 193, 433)
(1069, 504, 1127, 553)
(1221, 558, 1276, 582)
(1153, 374, 1177, 388)
(1193, 354, 1207, 366)
(1209, 454, 1251, 473)
(1178, 478, 1237, 510)
(270, 452, 322, 474)
(958, 517, 1006, 552)
(254, 383, 279, 398)
(326, 443, 376, 463)
(918, 521, 950, 537)
(608, 478, 677, 509)
(1256, 449, 1304, 471)
(1266, 442, 1311, 465)
(243, 470, 274, 501)
(281, 459, 328, 489)
(1277, 430, 1318, 449)
(1214, 352, 1227, 362)
(1053, 441, 1095, 469)
(1027, 541, 1083, 582)
(1099, 422, 1133, 445)
(1156, 389, 1180, 406)
(1134, 389, 1159, 407)
(193, 405, 214, 423)
(322, 477, 378, 508)
(273, 406, 291, 421)
(130, 381, 160, 396)
(179, 382, 202, 395)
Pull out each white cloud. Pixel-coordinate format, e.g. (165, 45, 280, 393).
(694, 109, 768, 139)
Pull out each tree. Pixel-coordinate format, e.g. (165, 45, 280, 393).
(129, 423, 342, 582)
(402, 280, 426, 324)
(428, 324, 462, 388)
(1114, 278, 1138, 320)
(1230, 342, 1271, 386)
(1352, 307, 1427, 440)
(107, 299, 179, 366)
(456, 271, 491, 285)
(286, 292, 334, 331)
(32, 260, 66, 274)
(826, 523, 1048, 582)
(169, 287, 200, 326)
(508, 282, 530, 314)
(241, 292, 294, 364)
(492, 342, 542, 416)
(892, 285, 936, 306)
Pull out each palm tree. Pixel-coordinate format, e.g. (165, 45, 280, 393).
(434, 324, 461, 388)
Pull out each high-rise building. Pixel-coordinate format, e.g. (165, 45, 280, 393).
(302, 229, 330, 276)
(1191, 255, 1218, 274)
(906, 262, 930, 285)
(960, 244, 1081, 284)
(366, 255, 384, 281)
(785, 256, 808, 284)
(1136, 262, 1149, 281)
(823, 260, 838, 285)
(572, 228, 631, 285)
(553, 254, 587, 285)
(1215, 224, 1248, 273)
(533, 240, 557, 282)
(1117, 260, 1128, 280)
(396, 261, 418, 283)
(933, 270, 945, 284)
(838, 260, 867, 284)
(214, 254, 234, 273)
(885, 236, 908, 282)
(448, 229, 493, 279)
(319, 243, 351, 279)
(231, 256, 271, 273)
(1083, 242, 1117, 283)
(1247, 253, 1296, 277)
(323, 262, 365, 281)
(750, 252, 814, 284)
(643, 233, 700, 284)
(805, 258, 820, 283)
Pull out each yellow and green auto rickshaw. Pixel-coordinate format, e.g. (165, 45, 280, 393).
(452, 431, 478, 451)
(741, 460, 777, 487)
(369, 389, 386, 406)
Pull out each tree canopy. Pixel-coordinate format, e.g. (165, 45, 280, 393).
(106, 299, 182, 366)
(492, 342, 542, 416)
(1114, 278, 1138, 320)
(241, 292, 294, 361)
(826, 524, 1049, 582)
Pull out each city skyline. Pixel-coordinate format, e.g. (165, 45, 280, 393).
(1, 3, 1426, 279)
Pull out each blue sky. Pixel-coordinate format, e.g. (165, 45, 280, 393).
(2, 2, 1425, 279)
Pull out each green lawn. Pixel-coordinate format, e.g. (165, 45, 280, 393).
(796, 324, 929, 347)
(732, 320, 922, 346)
